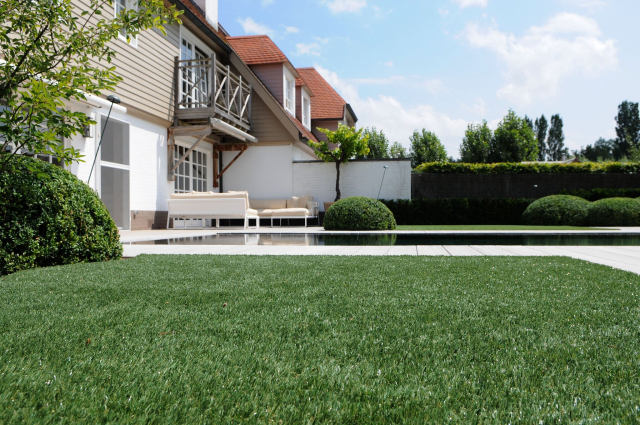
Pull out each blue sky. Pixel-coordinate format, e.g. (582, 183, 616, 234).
(220, 0, 640, 158)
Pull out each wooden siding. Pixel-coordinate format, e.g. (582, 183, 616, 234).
(251, 92, 295, 143)
(71, 0, 181, 123)
(250, 64, 283, 105)
(311, 120, 339, 142)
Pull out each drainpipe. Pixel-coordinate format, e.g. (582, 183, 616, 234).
(218, 151, 223, 193)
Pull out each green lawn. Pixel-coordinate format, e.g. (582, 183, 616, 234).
(1, 256, 640, 423)
(396, 224, 611, 231)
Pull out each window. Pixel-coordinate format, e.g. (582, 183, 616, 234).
(285, 77, 294, 112)
(180, 37, 209, 108)
(302, 93, 311, 129)
(36, 154, 63, 168)
(173, 145, 208, 193)
(99, 116, 130, 230)
(114, 0, 138, 48)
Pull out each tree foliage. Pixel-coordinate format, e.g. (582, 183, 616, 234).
(489, 110, 538, 162)
(547, 114, 567, 161)
(459, 121, 492, 163)
(574, 138, 617, 162)
(0, 0, 182, 173)
(410, 129, 447, 168)
(310, 124, 369, 201)
(389, 142, 407, 158)
(534, 115, 548, 161)
(615, 100, 640, 157)
(356, 127, 389, 159)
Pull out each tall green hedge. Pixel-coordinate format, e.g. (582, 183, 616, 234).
(380, 198, 533, 225)
(559, 188, 640, 201)
(415, 162, 640, 174)
(0, 156, 122, 275)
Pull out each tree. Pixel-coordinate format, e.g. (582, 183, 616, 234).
(409, 129, 447, 168)
(459, 120, 492, 163)
(614, 100, 640, 157)
(0, 0, 182, 173)
(356, 127, 389, 159)
(389, 142, 407, 158)
(547, 114, 567, 161)
(534, 115, 549, 161)
(524, 115, 534, 131)
(574, 138, 616, 162)
(489, 110, 538, 162)
(310, 124, 369, 201)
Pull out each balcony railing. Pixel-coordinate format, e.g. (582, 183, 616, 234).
(174, 55, 252, 130)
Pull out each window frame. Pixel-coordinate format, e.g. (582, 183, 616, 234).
(301, 89, 311, 130)
(114, 0, 139, 49)
(283, 66, 296, 114)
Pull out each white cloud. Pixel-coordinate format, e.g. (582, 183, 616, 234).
(322, 0, 367, 13)
(350, 76, 405, 85)
(316, 65, 469, 155)
(237, 17, 275, 38)
(284, 26, 300, 34)
(439, 8, 450, 16)
(462, 98, 487, 116)
(384, 61, 394, 67)
(423, 79, 445, 95)
(295, 43, 322, 56)
(451, 0, 488, 8)
(261, 0, 273, 6)
(463, 13, 617, 105)
(314, 37, 330, 44)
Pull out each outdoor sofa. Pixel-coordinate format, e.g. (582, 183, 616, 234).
(167, 191, 317, 229)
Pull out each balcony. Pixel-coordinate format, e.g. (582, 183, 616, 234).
(174, 55, 252, 131)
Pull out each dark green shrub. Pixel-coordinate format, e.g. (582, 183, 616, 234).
(587, 198, 640, 226)
(324, 197, 396, 231)
(381, 198, 533, 225)
(0, 156, 122, 275)
(559, 188, 640, 202)
(415, 161, 640, 174)
(522, 195, 590, 226)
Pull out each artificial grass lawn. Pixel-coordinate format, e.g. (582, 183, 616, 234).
(396, 224, 611, 231)
(1, 256, 640, 423)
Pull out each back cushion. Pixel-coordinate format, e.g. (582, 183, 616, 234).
(251, 199, 287, 210)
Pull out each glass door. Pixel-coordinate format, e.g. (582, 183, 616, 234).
(180, 38, 209, 108)
(100, 115, 130, 230)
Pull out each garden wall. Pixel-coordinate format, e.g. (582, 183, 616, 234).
(412, 173, 640, 199)
(293, 159, 412, 210)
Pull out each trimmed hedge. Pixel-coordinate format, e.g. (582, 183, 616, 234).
(324, 197, 396, 231)
(559, 188, 640, 202)
(587, 198, 640, 226)
(415, 162, 640, 174)
(380, 198, 533, 225)
(522, 195, 590, 226)
(0, 156, 122, 275)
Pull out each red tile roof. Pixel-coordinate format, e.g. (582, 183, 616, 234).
(227, 35, 289, 65)
(295, 78, 314, 96)
(291, 115, 318, 143)
(297, 68, 346, 120)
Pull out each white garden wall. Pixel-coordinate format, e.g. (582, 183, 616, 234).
(293, 159, 411, 210)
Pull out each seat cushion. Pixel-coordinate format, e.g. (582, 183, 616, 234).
(251, 199, 287, 210)
(257, 209, 275, 217)
(246, 208, 259, 217)
(271, 208, 310, 217)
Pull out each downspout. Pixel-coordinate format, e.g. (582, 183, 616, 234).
(218, 151, 223, 193)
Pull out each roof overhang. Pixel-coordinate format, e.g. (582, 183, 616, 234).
(169, 118, 258, 143)
(345, 103, 358, 123)
(170, 0, 231, 54)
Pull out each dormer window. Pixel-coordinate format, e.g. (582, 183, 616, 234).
(283, 66, 295, 114)
(302, 91, 311, 130)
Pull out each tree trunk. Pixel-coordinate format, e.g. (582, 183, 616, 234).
(334, 161, 341, 201)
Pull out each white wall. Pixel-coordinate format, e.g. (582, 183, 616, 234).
(66, 103, 173, 213)
(293, 159, 411, 210)
(222, 144, 294, 199)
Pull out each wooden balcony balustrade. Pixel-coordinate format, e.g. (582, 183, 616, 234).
(174, 54, 252, 131)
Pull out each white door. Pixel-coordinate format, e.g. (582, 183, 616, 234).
(180, 37, 209, 108)
(173, 144, 209, 228)
(100, 116, 130, 230)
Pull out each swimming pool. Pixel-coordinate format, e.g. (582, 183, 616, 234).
(131, 232, 640, 246)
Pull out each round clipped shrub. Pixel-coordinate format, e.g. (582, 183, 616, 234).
(522, 195, 590, 226)
(0, 156, 122, 275)
(587, 198, 640, 226)
(323, 197, 397, 231)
